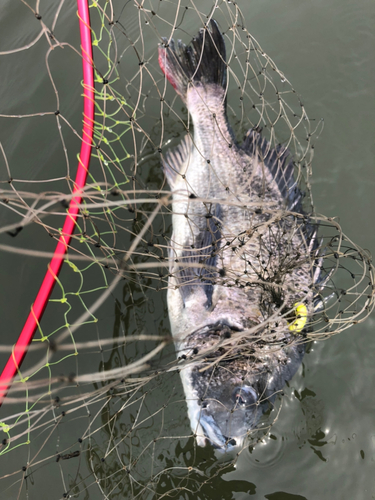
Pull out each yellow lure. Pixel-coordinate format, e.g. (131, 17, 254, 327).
(288, 303, 308, 333)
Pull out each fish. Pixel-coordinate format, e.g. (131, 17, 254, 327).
(158, 20, 321, 452)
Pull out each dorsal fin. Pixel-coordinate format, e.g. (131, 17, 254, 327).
(242, 129, 302, 211)
(162, 134, 193, 188)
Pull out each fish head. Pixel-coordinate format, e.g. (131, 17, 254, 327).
(180, 322, 267, 452)
(197, 380, 260, 451)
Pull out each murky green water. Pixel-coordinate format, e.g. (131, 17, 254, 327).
(0, 0, 374, 499)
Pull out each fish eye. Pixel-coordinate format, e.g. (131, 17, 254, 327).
(201, 401, 209, 409)
(235, 394, 246, 406)
(233, 386, 257, 407)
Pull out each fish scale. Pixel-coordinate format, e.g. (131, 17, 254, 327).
(159, 20, 317, 451)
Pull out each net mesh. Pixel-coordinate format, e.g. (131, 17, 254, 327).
(0, 1, 374, 499)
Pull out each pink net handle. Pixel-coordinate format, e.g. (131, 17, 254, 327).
(0, 0, 94, 405)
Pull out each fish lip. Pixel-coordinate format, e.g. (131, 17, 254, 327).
(199, 413, 241, 452)
(211, 437, 237, 451)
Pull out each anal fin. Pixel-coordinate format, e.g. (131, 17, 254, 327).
(162, 134, 192, 189)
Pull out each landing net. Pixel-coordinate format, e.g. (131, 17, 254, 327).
(0, 1, 373, 499)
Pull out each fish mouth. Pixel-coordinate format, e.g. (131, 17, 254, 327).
(194, 384, 259, 453)
(199, 414, 239, 451)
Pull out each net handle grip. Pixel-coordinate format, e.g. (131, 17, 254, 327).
(0, 0, 95, 406)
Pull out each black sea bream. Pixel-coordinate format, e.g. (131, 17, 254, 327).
(158, 20, 321, 451)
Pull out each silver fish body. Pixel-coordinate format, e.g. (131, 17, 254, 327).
(159, 20, 318, 451)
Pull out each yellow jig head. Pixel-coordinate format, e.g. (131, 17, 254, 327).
(288, 303, 308, 333)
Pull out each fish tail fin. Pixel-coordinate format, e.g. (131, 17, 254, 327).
(158, 19, 227, 102)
